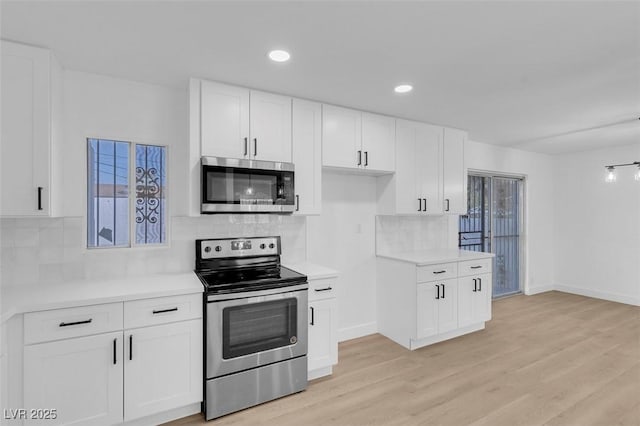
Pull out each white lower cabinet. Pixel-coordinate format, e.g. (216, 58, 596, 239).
(416, 278, 458, 339)
(24, 332, 124, 426)
(307, 277, 338, 380)
(22, 295, 203, 425)
(124, 320, 202, 421)
(458, 273, 492, 328)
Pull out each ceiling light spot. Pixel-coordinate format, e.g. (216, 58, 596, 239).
(268, 50, 290, 62)
(394, 84, 413, 94)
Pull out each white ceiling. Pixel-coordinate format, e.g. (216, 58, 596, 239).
(2, 1, 639, 154)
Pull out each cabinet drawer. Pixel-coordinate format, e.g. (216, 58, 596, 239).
(458, 258, 493, 277)
(416, 263, 457, 283)
(309, 278, 337, 301)
(124, 293, 202, 329)
(24, 303, 123, 345)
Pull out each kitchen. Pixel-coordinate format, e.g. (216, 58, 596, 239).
(1, 1, 639, 425)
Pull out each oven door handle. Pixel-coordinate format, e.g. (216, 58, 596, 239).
(206, 283, 309, 302)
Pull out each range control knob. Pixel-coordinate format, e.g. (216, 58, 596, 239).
(215, 246, 222, 252)
(204, 246, 211, 253)
(260, 243, 266, 249)
(269, 243, 275, 249)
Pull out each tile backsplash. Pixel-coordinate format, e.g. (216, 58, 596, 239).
(0, 215, 306, 287)
(375, 215, 456, 254)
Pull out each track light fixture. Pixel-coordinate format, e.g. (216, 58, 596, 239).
(604, 161, 640, 183)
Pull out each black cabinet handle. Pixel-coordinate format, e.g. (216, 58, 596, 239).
(442, 284, 445, 299)
(253, 138, 258, 156)
(244, 137, 248, 156)
(423, 198, 427, 212)
(296, 195, 300, 212)
(433, 270, 446, 274)
(435, 284, 440, 299)
(478, 277, 482, 291)
(310, 306, 315, 325)
(314, 287, 332, 292)
(445, 199, 450, 212)
(113, 338, 117, 365)
(152, 307, 178, 314)
(470, 265, 482, 269)
(357, 150, 362, 166)
(37, 187, 43, 210)
(59, 319, 92, 327)
(129, 335, 133, 361)
(364, 151, 368, 166)
(473, 278, 477, 292)
(418, 198, 422, 212)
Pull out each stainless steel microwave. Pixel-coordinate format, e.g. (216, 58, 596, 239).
(201, 157, 295, 213)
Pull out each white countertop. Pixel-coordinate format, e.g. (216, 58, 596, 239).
(284, 262, 339, 280)
(377, 249, 494, 266)
(1, 272, 203, 324)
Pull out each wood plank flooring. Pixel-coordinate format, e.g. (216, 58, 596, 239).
(166, 291, 640, 426)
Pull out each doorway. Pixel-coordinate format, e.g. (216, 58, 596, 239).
(459, 174, 524, 298)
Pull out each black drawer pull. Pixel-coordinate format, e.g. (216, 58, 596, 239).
(152, 307, 178, 314)
(314, 287, 333, 292)
(470, 265, 482, 269)
(59, 319, 92, 327)
(433, 270, 447, 274)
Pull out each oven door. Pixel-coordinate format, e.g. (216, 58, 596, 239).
(206, 285, 308, 378)
(201, 157, 295, 213)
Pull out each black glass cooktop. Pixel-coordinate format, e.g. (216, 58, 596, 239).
(196, 265, 307, 294)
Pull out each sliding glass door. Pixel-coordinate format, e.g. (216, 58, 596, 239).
(459, 174, 524, 298)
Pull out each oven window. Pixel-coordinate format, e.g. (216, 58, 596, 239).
(222, 298, 297, 359)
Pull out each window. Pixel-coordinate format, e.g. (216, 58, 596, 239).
(87, 138, 166, 248)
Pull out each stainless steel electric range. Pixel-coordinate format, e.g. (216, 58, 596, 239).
(195, 236, 308, 420)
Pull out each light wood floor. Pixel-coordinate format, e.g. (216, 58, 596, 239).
(167, 291, 640, 426)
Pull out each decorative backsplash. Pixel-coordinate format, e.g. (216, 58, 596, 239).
(0, 215, 307, 287)
(375, 215, 457, 254)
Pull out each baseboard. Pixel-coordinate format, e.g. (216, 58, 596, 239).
(338, 321, 377, 342)
(554, 284, 640, 306)
(122, 402, 201, 426)
(525, 284, 554, 295)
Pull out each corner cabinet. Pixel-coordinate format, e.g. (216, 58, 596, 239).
(1, 41, 62, 217)
(292, 99, 322, 215)
(443, 128, 467, 214)
(22, 294, 203, 425)
(322, 105, 395, 174)
(377, 254, 492, 350)
(198, 80, 292, 163)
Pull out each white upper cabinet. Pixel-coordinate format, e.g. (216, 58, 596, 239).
(200, 80, 250, 159)
(361, 112, 396, 172)
(378, 120, 442, 215)
(292, 98, 322, 215)
(443, 128, 467, 214)
(249, 90, 292, 162)
(1, 41, 62, 217)
(199, 81, 292, 162)
(322, 105, 395, 173)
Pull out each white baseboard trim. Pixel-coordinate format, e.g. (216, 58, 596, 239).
(554, 284, 640, 306)
(123, 402, 201, 426)
(338, 321, 377, 342)
(525, 284, 554, 295)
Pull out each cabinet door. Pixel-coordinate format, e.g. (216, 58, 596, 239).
(1, 41, 51, 216)
(308, 299, 337, 372)
(416, 283, 439, 339)
(292, 98, 322, 215)
(24, 332, 123, 426)
(124, 320, 202, 421)
(394, 120, 420, 214)
(443, 128, 467, 214)
(249, 90, 292, 162)
(322, 105, 361, 169)
(437, 279, 459, 334)
(416, 124, 444, 215)
(361, 113, 395, 172)
(200, 80, 250, 159)
(474, 273, 492, 322)
(457, 276, 477, 328)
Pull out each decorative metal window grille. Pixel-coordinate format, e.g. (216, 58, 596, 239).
(135, 145, 166, 244)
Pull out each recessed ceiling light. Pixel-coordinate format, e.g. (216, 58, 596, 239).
(394, 84, 413, 94)
(268, 50, 290, 62)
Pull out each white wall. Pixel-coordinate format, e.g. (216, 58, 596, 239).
(552, 143, 640, 305)
(306, 172, 378, 341)
(465, 140, 556, 295)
